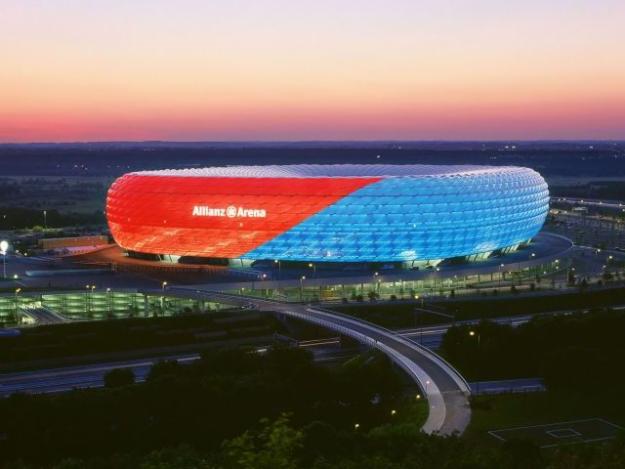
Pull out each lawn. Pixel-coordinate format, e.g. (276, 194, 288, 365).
(466, 388, 625, 445)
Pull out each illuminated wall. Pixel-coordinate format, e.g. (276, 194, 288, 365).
(106, 165, 549, 262)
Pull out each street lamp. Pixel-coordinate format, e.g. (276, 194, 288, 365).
(0, 240, 8, 279)
(299, 275, 306, 301)
(85, 284, 92, 316)
(308, 262, 316, 277)
(43, 210, 47, 230)
(469, 330, 481, 346)
(160, 281, 168, 314)
(14, 287, 21, 322)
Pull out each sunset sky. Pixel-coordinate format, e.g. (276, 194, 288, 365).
(1, 0, 625, 142)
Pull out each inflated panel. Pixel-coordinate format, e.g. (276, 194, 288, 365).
(107, 165, 549, 262)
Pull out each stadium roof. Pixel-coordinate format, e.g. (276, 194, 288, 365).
(135, 164, 524, 179)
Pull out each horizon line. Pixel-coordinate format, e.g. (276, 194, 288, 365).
(1, 138, 624, 146)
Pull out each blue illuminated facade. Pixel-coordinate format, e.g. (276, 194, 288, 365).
(243, 165, 549, 262)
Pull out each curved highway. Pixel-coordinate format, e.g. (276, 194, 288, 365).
(168, 287, 471, 435)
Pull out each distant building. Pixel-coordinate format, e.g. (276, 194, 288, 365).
(38, 235, 109, 250)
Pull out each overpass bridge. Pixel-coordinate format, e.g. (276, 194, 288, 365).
(166, 287, 471, 435)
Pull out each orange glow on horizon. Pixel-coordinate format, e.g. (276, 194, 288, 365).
(2, 1, 625, 141)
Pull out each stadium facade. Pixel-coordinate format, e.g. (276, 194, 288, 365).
(106, 165, 549, 264)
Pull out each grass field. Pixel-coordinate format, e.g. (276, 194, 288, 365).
(489, 418, 623, 448)
(466, 389, 625, 446)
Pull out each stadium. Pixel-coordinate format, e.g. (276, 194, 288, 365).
(106, 164, 549, 266)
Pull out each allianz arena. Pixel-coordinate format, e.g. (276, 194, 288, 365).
(106, 164, 549, 263)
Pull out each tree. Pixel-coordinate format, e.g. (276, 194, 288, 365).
(222, 414, 303, 469)
(500, 439, 543, 469)
(147, 359, 181, 382)
(139, 446, 210, 469)
(103, 367, 135, 388)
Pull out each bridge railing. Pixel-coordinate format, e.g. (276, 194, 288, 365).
(309, 306, 471, 394)
(179, 290, 471, 395)
(276, 306, 447, 433)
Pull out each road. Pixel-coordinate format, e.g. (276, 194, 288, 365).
(9, 292, 614, 433)
(19, 306, 66, 325)
(168, 288, 471, 435)
(397, 314, 536, 349)
(4, 302, 621, 397)
(470, 378, 545, 395)
(554, 197, 625, 212)
(0, 354, 199, 396)
(0, 315, 522, 397)
(0, 346, 351, 397)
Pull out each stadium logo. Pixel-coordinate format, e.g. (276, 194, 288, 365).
(226, 205, 237, 217)
(192, 205, 267, 218)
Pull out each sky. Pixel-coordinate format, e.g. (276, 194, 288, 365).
(1, 0, 625, 142)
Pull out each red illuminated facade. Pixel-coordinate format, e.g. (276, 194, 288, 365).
(106, 173, 379, 258)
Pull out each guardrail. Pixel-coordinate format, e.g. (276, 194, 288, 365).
(310, 306, 471, 395)
(281, 306, 447, 433)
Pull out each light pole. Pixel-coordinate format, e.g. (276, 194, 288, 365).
(373, 271, 380, 296)
(308, 262, 316, 277)
(106, 287, 112, 315)
(469, 329, 481, 345)
(85, 284, 91, 316)
(414, 297, 422, 344)
(299, 275, 306, 301)
(43, 210, 47, 230)
(161, 281, 168, 313)
(261, 273, 267, 297)
(274, 259, 281, 279)
(470, 329, 481, 393)
(0, 240, 8, 279)
(14, 287, 21, 322)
